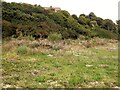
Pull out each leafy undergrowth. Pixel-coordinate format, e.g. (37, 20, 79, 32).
(2, 38, 118, 88)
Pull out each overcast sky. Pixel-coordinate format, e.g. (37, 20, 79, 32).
(4, 0, 119, 22)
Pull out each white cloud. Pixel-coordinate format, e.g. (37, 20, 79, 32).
(4, 0, 119, 22)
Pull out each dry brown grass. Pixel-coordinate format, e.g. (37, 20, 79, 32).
(2, 37, 118, 57)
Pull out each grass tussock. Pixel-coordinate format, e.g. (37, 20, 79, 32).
(16, 45, 28, 55)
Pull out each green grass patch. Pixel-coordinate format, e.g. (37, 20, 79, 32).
(2, 38, 118, 88)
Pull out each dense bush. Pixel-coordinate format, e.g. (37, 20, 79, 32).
(95, 27, 118, 39)
(2, 20, 16, 38)
(78, 16, 90, 25)
(2, 1, 118, 40)
(48, 33, 62, 42)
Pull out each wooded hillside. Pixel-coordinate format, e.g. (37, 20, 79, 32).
(2, 2, 119, 39)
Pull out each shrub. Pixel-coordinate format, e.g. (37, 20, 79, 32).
(16, 45, 28, 55)
(2, 20, 16, 38)
(48, 33, 62, 42)
(78, 16, 90, 25)
(61, 28, 79, 39)
(95, 27, 118, 39)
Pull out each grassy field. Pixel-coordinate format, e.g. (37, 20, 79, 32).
(2, 37, 118, 88)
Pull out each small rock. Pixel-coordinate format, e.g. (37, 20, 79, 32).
(47, 54, 53, 57)
(99, 64, 109, 68)
(113, 86, 119, 88)
(39, 83, 42, 85)
(86, 65, 93, 67)
(3, 84, 12, 88)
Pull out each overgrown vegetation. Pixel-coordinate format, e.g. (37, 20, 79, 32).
(2, 1, 119, 88)
(48, 33, 62, 42)
(2, 1, 119, 40)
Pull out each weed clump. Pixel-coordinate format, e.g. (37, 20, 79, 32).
(34, 76, 47, 83)
(16, 45, 28, 55)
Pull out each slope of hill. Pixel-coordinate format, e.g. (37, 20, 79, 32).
(2, 1, 118, 40)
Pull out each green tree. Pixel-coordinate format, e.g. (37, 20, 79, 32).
(103, 19, 116, 31)
(78, 15, 90, 25)
(72, 14, 78, 21)
(2, 20, 16, 38)
(61, 10, 70, 18)
(96, 17, 104, 27)
(88, 12, 96, 20)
